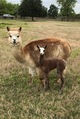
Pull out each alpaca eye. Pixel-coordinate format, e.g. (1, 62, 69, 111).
(17, 35, 19, 38)
(9, 35, 12, 38)
(43, 49, 45, 52)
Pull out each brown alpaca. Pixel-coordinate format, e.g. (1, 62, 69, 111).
(6, 27, 71, 86)
(37, 45, 66, 92)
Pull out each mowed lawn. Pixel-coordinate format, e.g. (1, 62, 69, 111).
(0, 19, 80, 119)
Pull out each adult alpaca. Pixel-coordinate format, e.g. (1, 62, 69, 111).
(6, 27, 71, 86)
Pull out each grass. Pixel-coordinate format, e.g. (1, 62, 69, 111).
(0, 18, 80, 119)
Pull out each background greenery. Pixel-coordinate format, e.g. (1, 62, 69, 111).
(0, 0, 80, 21)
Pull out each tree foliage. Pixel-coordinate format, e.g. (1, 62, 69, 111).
(57, 0, 77, 20)
(6, 3, 19, 15)
(0, 0, 79, 21)
(41, 6, 47, 17)
(19, 0, 47, 20)
(0, 0, 19, 16)
(48, 4, 58, 18)
(0, 0, 7, 15)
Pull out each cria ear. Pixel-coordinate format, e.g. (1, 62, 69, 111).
(7, 27, 10, 31)
(44, 45, 47, 49)
(37, 45, 40, 49)
(18, 27, 22, 32)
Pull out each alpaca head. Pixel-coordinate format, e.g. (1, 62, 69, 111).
(7, 27, 22, 46)
(37, 45, 47, 55)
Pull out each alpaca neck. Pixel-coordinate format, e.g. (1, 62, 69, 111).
(39, 54, 44, 65)
(11, 45, 26, 64)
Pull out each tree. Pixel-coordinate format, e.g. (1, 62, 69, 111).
(13, 4, 19, 17)
(0, 0, 7, 15)
(57, 0, 77, 21)
(19, 0, 43, 21)
(6, 3, 19, 15)
(41, 6, 47, 17)
(48, 4, 58, 18)
(0, 0, 19, 16)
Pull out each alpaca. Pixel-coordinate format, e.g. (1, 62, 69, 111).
(6, 27, 71, 86)
(37, 45, 67, 91)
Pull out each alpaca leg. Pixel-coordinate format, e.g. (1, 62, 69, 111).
(60, 76, 64, 90)
(45, 74, 50, 90)
(57, 72, 64, 93)
(39, 70, 45, 88)
(41, 78, 49, 91)
(39, 75, 48, 90)
(28, 67, 36, 85)
(40, 77, 45, 88)
(59, 74, 64, 94)
(43, 74, 50, 91)
(39, 73, 49, 91)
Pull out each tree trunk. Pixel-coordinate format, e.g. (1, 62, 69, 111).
(32, 16, 34, 21)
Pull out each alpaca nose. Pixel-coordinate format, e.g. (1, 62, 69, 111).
(13, 39, 16, 44)
(40, 52, 44, 55)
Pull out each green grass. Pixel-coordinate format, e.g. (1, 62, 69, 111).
(0, 19, 80, 119)
(71, 48, 80, 58)
(0, 72, 80, 119)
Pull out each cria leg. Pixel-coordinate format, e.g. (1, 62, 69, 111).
(39, 72, 49, 91)
(57, 72, 64, 93)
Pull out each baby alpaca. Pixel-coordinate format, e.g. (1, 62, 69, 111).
(37, 45, 67, 92)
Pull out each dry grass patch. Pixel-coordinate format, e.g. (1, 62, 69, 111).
(0, 19, 80, 119)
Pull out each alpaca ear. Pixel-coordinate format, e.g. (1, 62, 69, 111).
(45, 45, 47, 49)
(37, 45, 39, 49)
(18, 27, 22, 32)
(7, 27, 10, 31)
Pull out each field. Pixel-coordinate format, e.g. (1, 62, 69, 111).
(0, 19, 80, 119)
